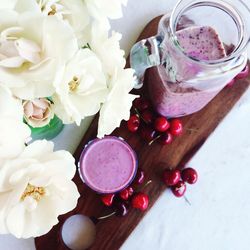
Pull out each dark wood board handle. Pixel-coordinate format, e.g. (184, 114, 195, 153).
(35, 16, 250, 250)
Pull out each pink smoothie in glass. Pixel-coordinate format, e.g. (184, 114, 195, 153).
(148, 26, 228, 117)
(176, 26, 226, 60)
(79, 137, 137, 194)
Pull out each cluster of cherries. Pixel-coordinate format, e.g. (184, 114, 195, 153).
(163, 167, 198, 197)
(227, 64, 249, 87)
(100, 169, 149, 217)
(127, 97, 183, 145)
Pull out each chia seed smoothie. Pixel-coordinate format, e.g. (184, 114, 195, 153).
(177, 26, 226, 60)
(147, 65, 221, 117)
(79, 136, 137, 194)
(147, 26, 229, 117)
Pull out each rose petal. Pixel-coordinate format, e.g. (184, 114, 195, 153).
(0, 56, 26, 68)
(97, 68, 137, 138)
(24, 139, 54, 155)
(32, 99, 49, 110)
(0, 118, 31, 160)
(6, 202, 26, 238)
(23, 196, 38, 212)
(32, 106, 44, 119)
(0, 84, 23, 120)
(15, 38, 41, 53)
(15, 38, 41, 64)
(23, 101, 34, 118)
(0, 27, 23, 41)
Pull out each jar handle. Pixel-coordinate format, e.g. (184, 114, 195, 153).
(130, 35, 163, 89)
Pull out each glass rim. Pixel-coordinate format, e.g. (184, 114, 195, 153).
(169, 0, 250, 65)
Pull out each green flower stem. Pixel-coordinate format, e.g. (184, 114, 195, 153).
(29, 115, 64, 140)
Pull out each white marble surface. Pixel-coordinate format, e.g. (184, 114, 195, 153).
(1, 0, 250, 249)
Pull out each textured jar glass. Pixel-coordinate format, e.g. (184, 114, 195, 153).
(130, 0, 250, 117)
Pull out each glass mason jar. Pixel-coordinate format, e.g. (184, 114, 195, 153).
(130, 0, 250, 117)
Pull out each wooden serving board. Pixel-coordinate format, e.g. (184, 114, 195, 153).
(35, 16, 250, 250)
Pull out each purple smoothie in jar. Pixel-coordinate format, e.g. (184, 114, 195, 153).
(131, 2, 249, 118)
(147, 26, 228, 117)
(79, 136, 138, 194)
(147, 65, 220, 117)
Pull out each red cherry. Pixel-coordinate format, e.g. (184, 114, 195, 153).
(140, 126, 156, 142)
(154, 117, 170, 132)
(169, 119, 183, 136)
(235, 65, 249, 80)
(133, 97, 150, 111)
(119, 187, 134, 200)
(181, 168, 198, 184)
(141, 110, 154, 124)
(101, 194, 115, 207)
(163, 169, 181, 186)
(160, 132, 173, 145)
(127, 115, 140, 132)
(132, 193, 149, 211)
(171, 181, 186, 197)
(226, 78, 235, 87)
(134, 169, 145, 185)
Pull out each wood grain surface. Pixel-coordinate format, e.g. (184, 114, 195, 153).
(35, 16, 250, 250)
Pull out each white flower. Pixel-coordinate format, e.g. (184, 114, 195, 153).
(0, 1, 18, 10)
(0, 10, 78, 100)
(97, 68, 137, 138)
(23, 98, 54, 128)
(0, 140, 80, 238)
(53, 49, 108, 125)
(14, 0, 90, 45)
(83, 0, 128, 37)
(0, 118, 31, 161)
(0, 84, 23, 120)
(0, 84, 30, 160)
(85, 0, 128, 20)
(90, 23, 126, 75)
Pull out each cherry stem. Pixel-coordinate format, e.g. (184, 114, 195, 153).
(134, 108, 141, 117)
(141, 180, 153, 190)
(184, 195, 191, 206)
(97, 211, 116, 220)
(134, 107, 151, 124)
(148, 135, 161, 146)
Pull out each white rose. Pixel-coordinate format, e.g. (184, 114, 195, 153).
(84, 0, 128, 36)
(0, 84, 23, 120)
(97, 68, 137, 138)
(0, 10, 78, 100)
(53, 49, 108, 125)
(23, 98, 54, 128)
(0, 140, 80, 238)
(14, 0, 90, 45)
(0, 84, 31, 160)
(90, 23, 126, 75)
(0, 118, 31, 161)
(85, 0, 128, 20)
(0, 1, 17, 10)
